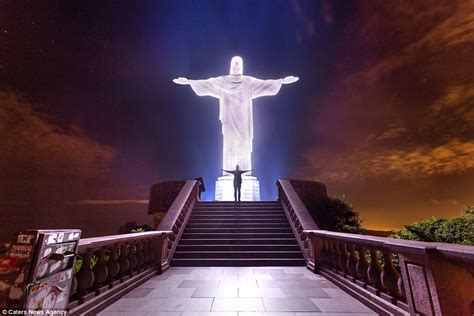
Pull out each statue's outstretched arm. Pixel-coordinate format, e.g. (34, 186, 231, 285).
(174, 77, 220, 98)
(173, 77, 190, 85)
(282, 76, 299, 84)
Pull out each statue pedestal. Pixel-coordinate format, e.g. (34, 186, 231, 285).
(215, 175, 260, 201)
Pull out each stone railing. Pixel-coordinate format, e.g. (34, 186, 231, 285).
(276, 179, 319, 264)
(305, 230, 474, 316)
(157, 180, 200, 263)
(68, 231, 171, 315)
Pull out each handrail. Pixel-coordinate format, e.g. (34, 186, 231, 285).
(276, 179, 318, 264)
(304, 229, 474, 316)
(69, 231, 172, 315)
(157, 180, 199, 263)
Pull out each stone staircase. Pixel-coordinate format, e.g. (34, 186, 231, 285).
(171, 201, 305, 266)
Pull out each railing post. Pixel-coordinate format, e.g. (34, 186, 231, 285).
(356, 246, 369, 282)
(368, 249, 382, 289)
(347, 243, 358, 277)
(93, 247, 108, 288)
(76, 249, 94, 296)
(381, 251, 400, 297)
(107, 245, 120, 282)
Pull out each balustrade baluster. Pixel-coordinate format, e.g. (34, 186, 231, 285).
(93, 248, 108, 288)
(136, 240, 145, 269)
(76, 249, 95, 295)
(338, 242, 349, 273)
(356, 246, 369, 281)
(368, 249, 382, 288)
(142, 239, 150, 266)
(127, 241, 138, 273)
(381, 251, 400, 296)
(330, 240, 338, 267)
(118, 244, 130, 275)
(347, 244, 358, 277)
(107, 245, 120, 281)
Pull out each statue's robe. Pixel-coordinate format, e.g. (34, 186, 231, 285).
(189, 76, 283, 174)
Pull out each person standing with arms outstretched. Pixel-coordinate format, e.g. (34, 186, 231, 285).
(223, 165, 251, 202)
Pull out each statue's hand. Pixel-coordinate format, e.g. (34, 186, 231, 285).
(282, 76, 299, 84)
(173, 77, 190, 85)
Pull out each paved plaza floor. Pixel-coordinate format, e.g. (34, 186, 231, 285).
(98, 266, 376, 315)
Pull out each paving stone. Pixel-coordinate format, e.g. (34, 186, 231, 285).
(310, 298, 376, 313)
(239, 288, 285, 298)
(211, 298, 265, 312)
(143, 279, 184, 288)
(257, 280, 316, 288)
(239, 313, 295, 316)
(239, 273, 273, 281)
(179, 280, 220, 288)
(192, 287, 238, 297)
(147, 287, 196, 298)
(280, 288, 330, 298)
(123, 287, 154, 298)
(181, 313, 237, 316)
(219, 279, 259, 288)
(263, 298, 320, 312)
(99, 297, 164, 312)
(156, 297, 213, 312)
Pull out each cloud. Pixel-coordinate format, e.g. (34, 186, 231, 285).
(65, 200, 148, 205)
(0, 91, 116, 180)
(368, 139, 474, 179)
(377, 126, 409, 141)
(303, 139, 474, 182)
(348, 1, 474, 85)
(420, 84, 474, 138)
(430, 199, 459, 206)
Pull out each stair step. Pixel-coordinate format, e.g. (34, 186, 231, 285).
(188, 219, 289, 223)
(183, 228, 292, 233)
(181, 233, 295, 239)
(185, 223, 291, 228)
(194, 207, 282, 210)
(173, 251, 304, 259)
(176, 244, 301, 251)
(171, 258, 306, 267)
(192, 210, 284, 214)
(190, 215, 287, 219)
(178, 238, 299, 245)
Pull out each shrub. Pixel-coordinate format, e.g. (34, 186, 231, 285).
(391, 207, 474, 245)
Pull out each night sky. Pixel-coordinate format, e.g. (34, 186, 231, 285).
(1, 0, 473, 231)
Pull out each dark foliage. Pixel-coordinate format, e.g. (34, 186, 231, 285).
(305, 196, 364, 234)
(391, 206, 474, 245)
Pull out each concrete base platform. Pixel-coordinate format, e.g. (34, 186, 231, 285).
(215, 175, 260, 201)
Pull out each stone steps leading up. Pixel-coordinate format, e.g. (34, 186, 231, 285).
(171, 201, 305, 266)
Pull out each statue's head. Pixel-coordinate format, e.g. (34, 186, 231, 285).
(236, 164, 240, 170)
(230, 56, 243, 75)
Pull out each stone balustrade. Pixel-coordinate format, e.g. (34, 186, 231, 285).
(276, 179, 319, 264)
(68, 231, 171, 315)
(157, 180, 200, 262)
(305, 230, 474, 315)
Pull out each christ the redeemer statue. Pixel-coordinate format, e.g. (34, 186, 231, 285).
(173, 56, 298, 201)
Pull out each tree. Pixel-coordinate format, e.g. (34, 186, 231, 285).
(391, 206, 474, 245)
(305, 196, 364, 234)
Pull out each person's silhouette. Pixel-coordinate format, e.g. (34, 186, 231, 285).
(223, 165, 251, 202)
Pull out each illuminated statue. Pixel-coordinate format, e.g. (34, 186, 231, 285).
(173, 56, 298, 200)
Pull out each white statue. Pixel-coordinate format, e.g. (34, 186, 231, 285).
(173, 56, 298, 176)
